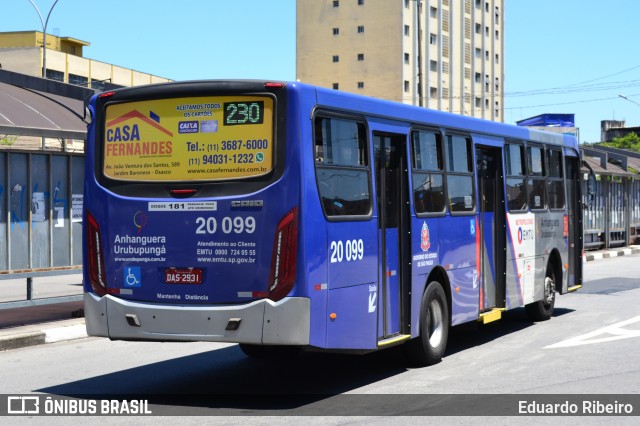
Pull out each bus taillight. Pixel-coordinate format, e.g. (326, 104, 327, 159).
(86, 211, 107, 297)
(268, 208, 298, 302)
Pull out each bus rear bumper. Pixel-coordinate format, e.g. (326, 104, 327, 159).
(84, 293, 310, 345)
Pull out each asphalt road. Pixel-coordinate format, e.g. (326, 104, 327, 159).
(1, 256, 639, 422)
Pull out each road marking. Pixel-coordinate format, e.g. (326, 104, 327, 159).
(545, 315, 640, 349)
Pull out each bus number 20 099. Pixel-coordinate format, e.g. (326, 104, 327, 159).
(195, 216, 256, 234)
(330, 239, 364, 263)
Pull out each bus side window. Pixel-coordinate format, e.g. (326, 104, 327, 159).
(445, 134, 475, 213)
(314, 116, 371, 217)
(411, 130, 445, 214)
(505, 142, 527, 212)
(526, 145, 547, 210)
(547, 148, 565, 209)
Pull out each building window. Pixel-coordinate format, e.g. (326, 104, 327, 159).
(404, 25, 410, 36)
(475, 0, 481, 8)
(404, 53, 410, 64)
(333, 27, 339, 35)
(495, 77, 500, 92)
(495, 53, 499, 64)
(45, 69, 64, 82)
(405, 0, 409, 8)
(475, 97, 481, 107)
(475, 48, 481, 59)
(430, 7, 437, 18)
(404, 80, 410, 92)
(357, 81, 364, 89)
(333, 0, 339, 7)
(333, 83, 339, 90)
(68, 74, 88, 87)
(430, 33, 437, 44)
(495, 29, 499, 40)
(357, 25, 365, 33)
(475, 72, 481, 83)
(485, 50, 489, 60)
(357, 53, 364, 61)
(430, 86, 438, 98)
(358, 0, 364, 5)
(91, 79, 109, 91)
(475, 23, 481, 34)
(333, 55, 340, 63)
(430, 60, 438, 72)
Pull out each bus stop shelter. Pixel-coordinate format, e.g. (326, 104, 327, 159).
(0, 69, 90, 308)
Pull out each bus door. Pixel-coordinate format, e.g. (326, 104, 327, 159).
(565, 155, 582, 290)
(476, 146, 506, 311)
(373, 132, 410, 339)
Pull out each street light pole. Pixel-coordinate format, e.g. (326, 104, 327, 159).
(28, 0, 60, 78)
(619, 94, 640, 109)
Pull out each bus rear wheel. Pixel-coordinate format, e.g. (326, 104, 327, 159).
(525, 270, 556, 321)
(404, 281, 449, 366)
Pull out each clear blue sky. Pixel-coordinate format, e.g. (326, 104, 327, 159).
(5, 0, 640, 143)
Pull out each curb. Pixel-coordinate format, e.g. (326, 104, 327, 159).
(0, 321, 87, 352)
(584, 247, 640, 262)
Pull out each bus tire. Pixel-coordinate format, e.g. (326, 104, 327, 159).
(525, 269, 556, 321)
(404, 281, 449, 366)
(239, 343, 301, 359)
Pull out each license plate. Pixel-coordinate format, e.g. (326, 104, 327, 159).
(164, 268, 203, 284)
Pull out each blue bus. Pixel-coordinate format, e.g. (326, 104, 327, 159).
(83, 80, 586, 365)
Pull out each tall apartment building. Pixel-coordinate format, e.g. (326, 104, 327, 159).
(297, 0, 504, 121)
(0, 31, 170, 89)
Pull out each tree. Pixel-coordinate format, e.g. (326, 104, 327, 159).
(602, 132, 640, 152)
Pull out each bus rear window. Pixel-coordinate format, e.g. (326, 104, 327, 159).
(102, 96, 274, 182)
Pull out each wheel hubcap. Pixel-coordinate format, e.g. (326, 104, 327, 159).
(428, 298, 444, 347)
(544, 276, 556, 306)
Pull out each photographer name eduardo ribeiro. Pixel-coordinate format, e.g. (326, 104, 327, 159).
(518, 399, 634, 415)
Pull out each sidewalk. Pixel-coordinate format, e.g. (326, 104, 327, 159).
(1, 246, 640, 352)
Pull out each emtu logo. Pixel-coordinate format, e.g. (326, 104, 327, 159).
(517, 226, 534, 244)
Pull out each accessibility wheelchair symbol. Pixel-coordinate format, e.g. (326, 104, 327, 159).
(124, 266, 141, 287)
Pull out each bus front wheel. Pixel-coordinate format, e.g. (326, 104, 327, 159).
(404, 281, 449, 366)
(525, 269, 556, 321)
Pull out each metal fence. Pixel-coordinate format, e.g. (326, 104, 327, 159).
(582, 146, 640, 249)
(0, 150, 84, 308)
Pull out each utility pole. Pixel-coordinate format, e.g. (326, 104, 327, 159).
(28, 0, 60, 78)
(415, 0, 423, 107)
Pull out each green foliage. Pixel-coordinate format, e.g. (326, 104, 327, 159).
(0, 134, 17, 146)
(601, 132, 640, 152)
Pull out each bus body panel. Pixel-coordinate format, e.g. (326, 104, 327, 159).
(84, 292, 310, 344)
(83, 80, 584, 355)
(440, 215, 478, 326)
